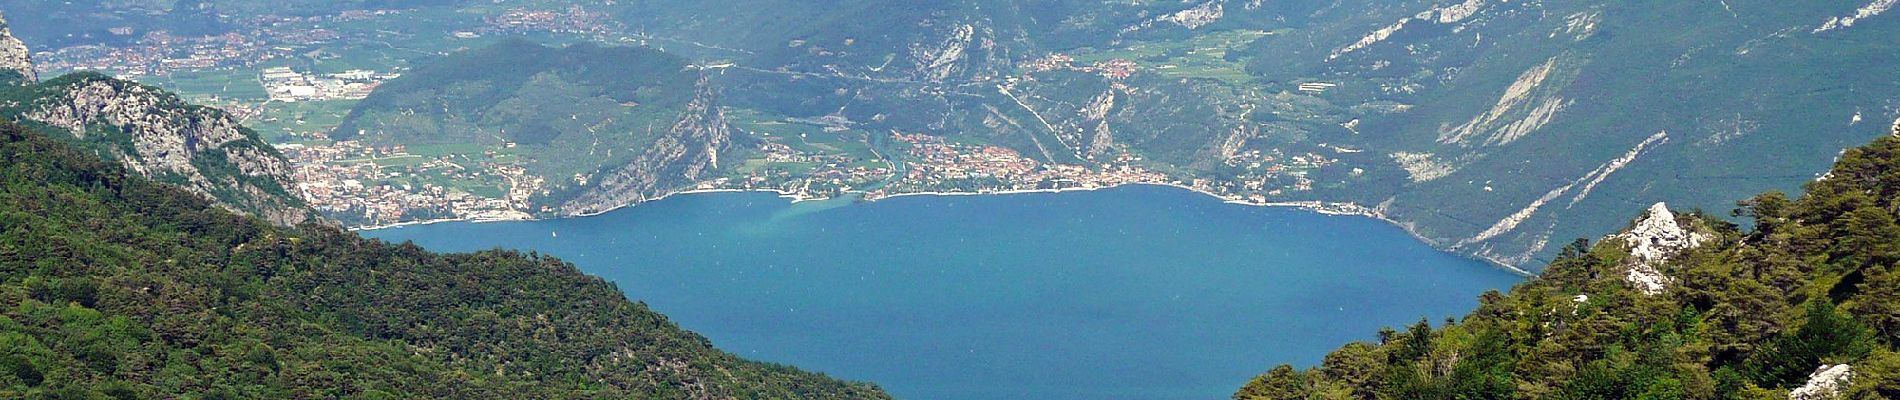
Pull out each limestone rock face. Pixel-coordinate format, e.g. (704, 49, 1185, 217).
(0, 16, 308, 225)
(558, 77, 732, 215)
(1605, 203, 1708, 295)
(26, 76, 312, 225)
(0, 13, 35, 83)
(1160, 1, 1224, 30)
(1789, 364, 1852, 400)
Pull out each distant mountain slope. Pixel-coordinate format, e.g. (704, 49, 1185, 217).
(610, 0, 1900, 268)
(335, 39, 731, 217)
(0, 17, 313, 225)
(0, 121, 887, 398)
(612, 0, 1289, 83)
(1235, 132, 1900, 399)
(1251, 0, 1900, 266)
(28, 0, 1895, 268)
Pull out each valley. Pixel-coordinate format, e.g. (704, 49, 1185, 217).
(19, 0, 1896, 269)
(5, 1, 1900, 399)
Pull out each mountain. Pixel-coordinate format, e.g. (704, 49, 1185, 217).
(0, 16, 313, 226)
(15, 1, 1895, 268)
(1241, 0, 1900, 267)
(1234, 130, 1900, 399)
(600, 0, 1900, 268)
(0, 13, 31, 83)
(333, 39, 731, 220)
(0, 121, 887, 398)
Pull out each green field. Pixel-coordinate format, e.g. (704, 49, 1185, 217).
(728, 108, 882, 161)
(248, 100, 359, 141)
(1063, 29, 1272, 85)
(408, 142, 496, 157)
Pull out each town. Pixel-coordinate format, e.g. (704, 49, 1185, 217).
(260, 66, 392, 101)
(280, 140, 542, 227)
(277, 122, 1353, 227)
(868, 132, 1172, 198)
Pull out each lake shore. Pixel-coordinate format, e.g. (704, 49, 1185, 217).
(359, 180, 1525, 400)
(352, 182, 1534, 276)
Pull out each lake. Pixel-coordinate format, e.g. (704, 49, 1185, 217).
(363, 184, 1524, 399)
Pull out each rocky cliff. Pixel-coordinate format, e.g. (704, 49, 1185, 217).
(1604, 202, 1710, 295)
(0, 19, 309, 225)
(16, 74, 313, 225)
(558, 76, 732, 215)
(0, 13, 33, 84)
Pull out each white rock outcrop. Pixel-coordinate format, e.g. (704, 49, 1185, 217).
(29, 78, 311, 225)
(1331, 18, 1411, 60)
(0, 13, 35, 83)
(1815, 0, 1896, 33)
(1789, 364, 1852, 400)
(1121, 1, 1224, 34)
(1390, 151, 1456, 182)
(1161, 1, 1224, 30)
(1459, 132, 1667, 252)
(1428, 0, 1487, 24)
(1606, 202, 1709, 295)
(1441, 57, 1564, 146)
(1555, 11, 1602, 41)
(910, 24, 979, 82)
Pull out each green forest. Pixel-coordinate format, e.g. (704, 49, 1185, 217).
(0, 122, 886, 399)
(1236, 134, 1900, 398)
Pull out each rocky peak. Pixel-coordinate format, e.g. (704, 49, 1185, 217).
(910, 23, 980, 82)
(1606, 202, 1709, 295)
(23, 75, 312, 225)
(0, 12, 37, 83)
(1162, 1, 1224, 30)
(1789, 364, 1852, 400)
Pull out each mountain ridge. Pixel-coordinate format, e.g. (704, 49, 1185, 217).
(0, 19, 313, 226)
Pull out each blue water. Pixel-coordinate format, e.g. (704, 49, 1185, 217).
(364, 184, 1522, 399)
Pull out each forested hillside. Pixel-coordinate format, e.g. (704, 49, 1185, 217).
(0, 122, 885, 398)
(0, 72, 316, 226)
(1236, 132, 1900, 399)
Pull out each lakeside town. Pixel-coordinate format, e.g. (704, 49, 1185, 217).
(275, 121, 1358, 229)
(280, 139, 543, 227)
(867, 132, 1173, 199)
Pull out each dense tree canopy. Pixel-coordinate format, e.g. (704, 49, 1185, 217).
(1236, 134, 1900, 399)
(0, 122, 887, 399)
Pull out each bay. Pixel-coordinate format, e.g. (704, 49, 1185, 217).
(363, 184, 1523, 399)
